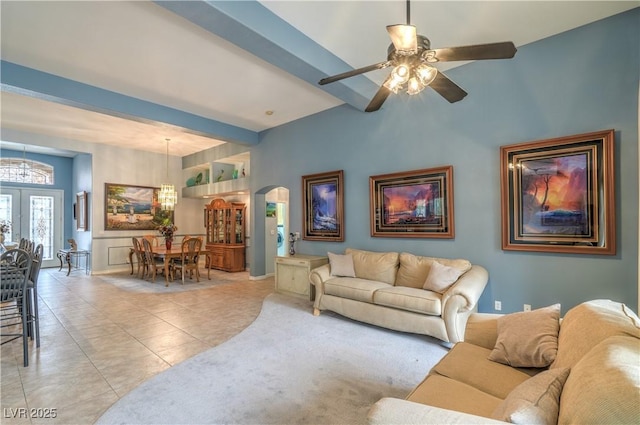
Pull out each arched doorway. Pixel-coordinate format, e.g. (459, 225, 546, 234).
(251, 185, 289, 278)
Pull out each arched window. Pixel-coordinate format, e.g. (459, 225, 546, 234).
(0, 157, 54, 185)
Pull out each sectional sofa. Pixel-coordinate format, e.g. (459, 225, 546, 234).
(368, 299, 640, 424)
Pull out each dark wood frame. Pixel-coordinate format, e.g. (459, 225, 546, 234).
(302, 170, 344, 241)
(500, 129, 615, 255)
(76, 191, 88, 231)
(104, 183, 173, 231)
(370, 166, 454, 238)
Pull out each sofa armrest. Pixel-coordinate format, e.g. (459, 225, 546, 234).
(464, 313, 502, 350)
(367, 398, 507, 425)
(440, 265, 489, 342)
(310, 264, 331, 309)
(441, 265, 489, 311)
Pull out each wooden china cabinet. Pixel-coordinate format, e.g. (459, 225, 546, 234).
(204, 198, 246, 272)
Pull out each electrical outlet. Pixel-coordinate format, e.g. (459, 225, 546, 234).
(495, 301, 502, 311)
(524, 304, 531, 312)
(294, 232, 300, 240)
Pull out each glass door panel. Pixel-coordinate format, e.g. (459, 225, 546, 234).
(0, 187, 63, 267)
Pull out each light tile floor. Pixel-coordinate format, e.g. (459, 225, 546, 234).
(1, 267, 274, 424)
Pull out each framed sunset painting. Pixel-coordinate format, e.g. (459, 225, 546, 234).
(369, 166, 454, 238)
(500, 129, 615, 255)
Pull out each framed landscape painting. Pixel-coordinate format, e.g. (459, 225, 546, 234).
(370, 166, 454, 238)
(500, 129, 615, 255)
(302, 170, 344, 241)
(104, 183, 173, 231)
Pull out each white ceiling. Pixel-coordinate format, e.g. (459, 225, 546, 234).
(1, 1, 637, 157)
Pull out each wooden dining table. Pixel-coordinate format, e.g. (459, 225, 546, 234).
(129, 246, 212, 286)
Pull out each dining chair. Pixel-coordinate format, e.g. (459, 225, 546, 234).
(142, 235, 159, 247)
(131, 237, 147, 279)
(141, 238, 166, 283)
(1, 248, 34, 367)
(173, 237, 202, 284)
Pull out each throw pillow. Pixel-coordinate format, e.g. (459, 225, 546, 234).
(488, 304, 561, 368)
(328, 252, 356, 277)
(422, 260, 464, 293)
(491, 367, 570, 425)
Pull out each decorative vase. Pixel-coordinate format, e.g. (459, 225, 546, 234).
(165, 239, 172, 250)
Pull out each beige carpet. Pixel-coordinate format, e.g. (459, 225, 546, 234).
(97, 293, 449, 424)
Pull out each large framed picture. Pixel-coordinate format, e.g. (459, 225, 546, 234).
(500, 129, 615, 255)
(302, 170, 344, 241)
(76, 191, 88, 231)
(370, 166, 454, 238)
(104, 183, 173, 231)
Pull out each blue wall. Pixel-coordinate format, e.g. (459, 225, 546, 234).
(0, 148, 74, 244)
(251, 9, 639, 313)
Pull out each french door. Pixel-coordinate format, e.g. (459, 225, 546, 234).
(0, 187, 64, 268)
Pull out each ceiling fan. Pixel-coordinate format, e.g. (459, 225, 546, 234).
(318, 0, 517, 112)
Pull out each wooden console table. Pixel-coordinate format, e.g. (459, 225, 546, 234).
(57, 249, 90, 276)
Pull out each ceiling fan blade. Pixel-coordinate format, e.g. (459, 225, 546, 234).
(365, 85, 392, 112)
(319, 61, 392, 85)
(386, 24, 418, 55)
(427, 41, 517, 62)
(429, 72, 467, 103)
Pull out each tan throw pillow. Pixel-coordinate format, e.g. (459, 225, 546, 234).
(488, 304, 561, 368)
(491, 368, 570, 425)
(327, 252, 356, 277)
(422, 260, 464, 293)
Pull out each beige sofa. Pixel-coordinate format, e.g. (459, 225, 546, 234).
(368, 299, 640, 425)
(309, 248, 489, 343)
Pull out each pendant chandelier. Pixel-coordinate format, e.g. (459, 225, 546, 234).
(158, 138, 178, 211)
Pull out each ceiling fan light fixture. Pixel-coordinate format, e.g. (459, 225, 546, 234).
(383, 64, 411, 93)
(415, 64, 437, 86)
(407, 76, 425, 95)
(392, 64, 410, 82)
(387, 24, 418, 55)
(383, 74, 402, 94)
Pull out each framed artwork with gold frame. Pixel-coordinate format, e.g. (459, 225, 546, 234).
(500, 129, 615, 255)
(302, 170, 344, 241)
(370, 166, 454, 238)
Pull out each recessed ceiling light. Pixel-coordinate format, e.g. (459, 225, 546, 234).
(265, 110, 274, 116)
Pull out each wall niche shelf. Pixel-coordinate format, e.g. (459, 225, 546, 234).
(182, 146, 250, 198)
(182, 178, 249, 198)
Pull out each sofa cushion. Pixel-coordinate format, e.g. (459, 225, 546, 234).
(373, 286, 441, 315)
(423, 260, 465, 293)
(395, 252, 471, 289)
(491, 367, 570, 425)
(431, 342, 537, 400)
(324, 277, 391, 303)
(558, 335, 640, 425)
(551, 299, 640, 370)
(488, 304, 561, 368)
(345, 249, 399, 285)
(407, 374, 503, 419)
(327, 252, 356, 277)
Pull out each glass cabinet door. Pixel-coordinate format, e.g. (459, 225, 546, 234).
(204, 199, 245, 246)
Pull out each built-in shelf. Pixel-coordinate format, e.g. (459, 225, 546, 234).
(182, 178, 250, 198)
(181, 145, 250, 198)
